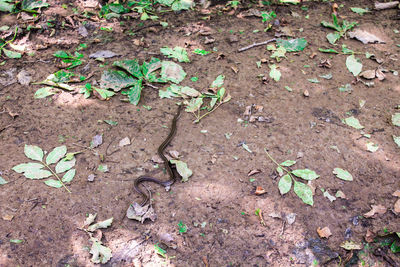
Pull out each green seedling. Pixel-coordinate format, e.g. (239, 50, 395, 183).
(53, 50, 84, 69)
(321, 13, 357, 44)
(265, 149, 319, 206)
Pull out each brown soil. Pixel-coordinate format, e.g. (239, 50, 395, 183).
(0, 0, 399, 266)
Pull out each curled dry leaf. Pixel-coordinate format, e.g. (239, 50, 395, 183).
(364, 204, 387, 218)
(248, 169, 261, 176)
(365, 229, 376, 243)
(359, 70, 376, 80)
(317, 227, 332, 238)
(255, 186, 267, 195)
(231, 66, 239, 74)
(319, 59, 332, 68)
(375, 69, 385, 81)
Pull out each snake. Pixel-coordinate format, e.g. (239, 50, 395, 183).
(133, 105, 183, 206)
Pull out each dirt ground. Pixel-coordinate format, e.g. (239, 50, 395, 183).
(0, 0, 399, 266)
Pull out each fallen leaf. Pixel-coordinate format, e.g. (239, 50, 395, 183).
(317, 227, 332, 238)
(348, 29, 385, 44)
(169, 150, 180, 159)
(394, 199, 400, 214)
(255, 186, 266, 195)
(243, 105, 252, 116)
(248, 169, 261, 176)
(126, 202, 157, 223)
(340, 240, 363, 250)
(375, 69, 385, 81)
(359, 69, 376, 79)
(335, 190, 347, 199)
(286, 213, 296, 225)
(118, 137, 131, 147)
(2, 214, 14, 221)
(231, 66, 239, 73)
(364, 204, 387, 218)
(392, 190, 400, 197)
(365, 229, 375, 243)
(323, 190, 336, 202)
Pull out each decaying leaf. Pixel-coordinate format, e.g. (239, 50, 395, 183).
(317, 227, 332, 238)
(84, 213, 97, 227)
(340, 240, 363, 250)
(126, 202, 157, 223)
(170, 159, 192, 182)
(348, 29, 385, 44)
(392, 190, 400, 197)
(364, 204, 387, 218)
(335, 190, 347, 199)
(365, 229, 376, 243)
(87, 218, 113, 232)
(394, 199, 400, 214)
(90, 237, 112, 264)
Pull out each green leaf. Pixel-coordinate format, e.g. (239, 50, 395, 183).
(3, 48, 22, 59)
(100, 70, 137, 92)
(393, 135, 400, 148)
(0, 176, 8, 185)
(53, 50, 70, 59)
(34, 87, 59, 99)
(217, 87, 225, 101)
(44, 179, 63, 188)
(62, 169, 75, 183)
(318, 48, 339, 54)
(210, 75, 225, 88)
(391, 241, 400, 253)
(21, 0, 49, 11)
(293, 181, 313, 206)
(113, 59, 144, 79)
(24, 144, 44, 161)
(366, 142, 379, 152)
(97, 164, 109, 172)
(160, 61, 186, 84)
(12, 162, 45, 173)
(278, 174, 292, 195)
(321, 20, 341, 32)
(346, 55, 363, 76)
(121, 79, 143, 105)
(177, 220, 188, 233)
(170, 159, 192, 182)
(142, 57, 162, 80)
(55, 157, 76, 173)
(90, 238, 112, 264)
(160, 46, 190, 63)
(87, 217, 113, 232)
(154, 242, 167, 257)
(270, 46, 287, 62)
(24, 169, 52, 179)
(333, 168, 353, 181)
(308, 78, 320, 83)
(392, 113, 400, 127)
(269, 64, 281, 82)
(341, 44, 353, 54)
(343, 116, 364, 129)
(185, 97, 203, 112)
(339, 84, 353, 92)
(292, 169, 319, 180)
(51, 70, 74, 83)
(0, 0, 15, 12)
(10, 239, 24, 244)
(319, 73, 332, 80)
(326, 32, 341, 45)
(93, 87, 115, 100)
(261, 11, 276, 22)
(46, 145, 67, 165)
(280, 160, 296, 167)
(171, 0, 194, 11)
(193, 49, 211, 55)
(276, 38, 307, 52)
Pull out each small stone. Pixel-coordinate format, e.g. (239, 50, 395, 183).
(87, 174, 95, 182)
(229, 35, 239, 43)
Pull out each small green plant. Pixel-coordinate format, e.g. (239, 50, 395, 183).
(12, 145, 77, 192)
(0, 26, 22, 59)
(265, 149, 319, 206)
(321, 13, 357, 44)
(226, 1, 240, 8)
(154, 242, 167, 257)
(178, 221, 187, 234)
(53, 50, 84, 69)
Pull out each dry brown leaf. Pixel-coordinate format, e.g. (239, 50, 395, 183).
(394, 199, 400, 214)
(169, 150, 180, 159)
(392, 190, 400, 197)
(231, 66, 239, 74)
(319, 59, 332, 68)
(248, 169, 261, 176)
(364, 204, 387, 218)
(255, 186, 267, 195)
(335, 190, 347, 199)
(309, 52, 317, 59)
(2, 214, 14, 221)
(317, 227, 332, 238)
(243, 105, 252, 116)
(365, 229, 375, 243)
(249, 115, 257, 122)
(359, 69, 376, 79)
(254, 105, 263, 112)
(375, 69, 385, 81)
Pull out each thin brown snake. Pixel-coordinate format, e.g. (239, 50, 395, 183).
(133, 105, 183, 206)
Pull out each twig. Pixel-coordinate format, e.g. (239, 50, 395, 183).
(238, 38, 277, 52)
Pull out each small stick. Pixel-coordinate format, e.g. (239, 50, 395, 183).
(238, 38, 277, 52)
